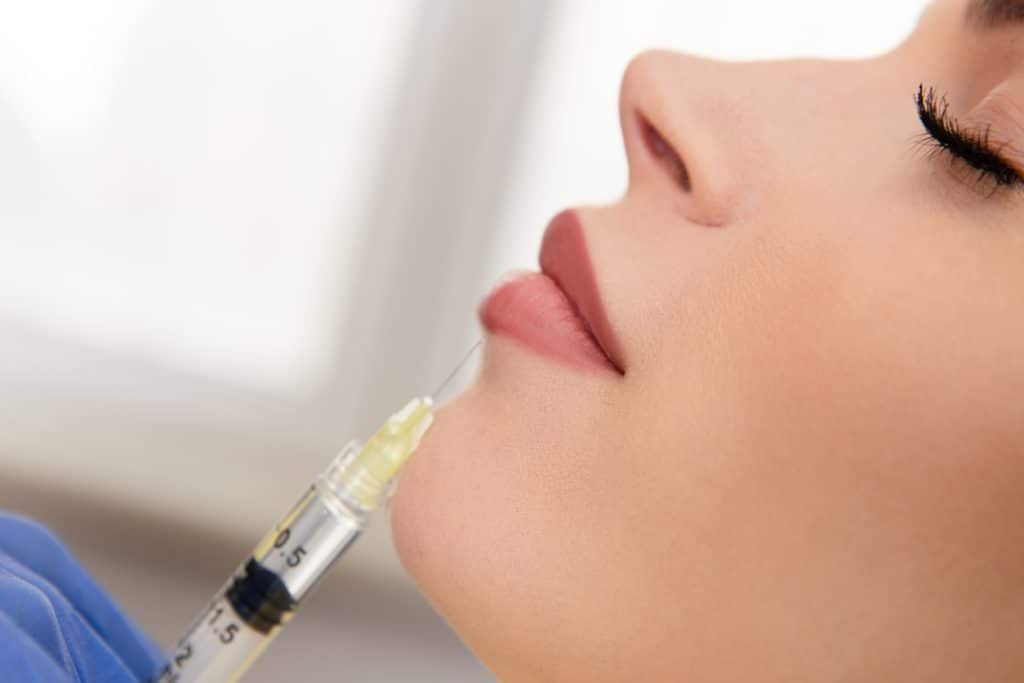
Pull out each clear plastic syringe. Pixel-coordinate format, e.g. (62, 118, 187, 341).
(150, 397, 435, 683)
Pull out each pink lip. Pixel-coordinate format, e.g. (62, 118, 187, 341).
(478, 210, 625, 375)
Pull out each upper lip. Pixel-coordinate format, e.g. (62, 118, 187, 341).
(538, 210, 626, 375)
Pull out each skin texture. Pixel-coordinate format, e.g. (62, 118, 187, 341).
(392, 1, 1024, 680)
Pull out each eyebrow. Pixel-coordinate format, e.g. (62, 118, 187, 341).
(966, 0, 1024, 27)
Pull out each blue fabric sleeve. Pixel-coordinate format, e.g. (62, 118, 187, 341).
(0, 609, 74, 682)
(0, 512, 165, 682)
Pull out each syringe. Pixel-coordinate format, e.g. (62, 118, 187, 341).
(151, 397, 435, 683)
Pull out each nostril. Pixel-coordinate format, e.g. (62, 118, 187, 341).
(639, 115, 691, 192)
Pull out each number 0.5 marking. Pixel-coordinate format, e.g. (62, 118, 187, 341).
(286, 546, 307, 567)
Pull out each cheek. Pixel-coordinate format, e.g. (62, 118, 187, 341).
(823, 213, 1024, 450)
(640, 206, 1017, 452)
(614, 219, 1024, 667)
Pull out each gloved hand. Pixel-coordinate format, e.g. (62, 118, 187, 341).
(0, 511, 165, 682)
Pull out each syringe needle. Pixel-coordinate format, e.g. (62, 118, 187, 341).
(431, 338, 483, 401)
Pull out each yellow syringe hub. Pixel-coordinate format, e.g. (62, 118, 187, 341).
(359, 397, 434, 486)
(326, 397, 434, 510)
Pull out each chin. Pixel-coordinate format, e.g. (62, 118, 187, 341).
(390, 335, 620, 675)
(391, 334, 612, 574)
(389, 380, 516, 669)
(390, 337, 544, 603)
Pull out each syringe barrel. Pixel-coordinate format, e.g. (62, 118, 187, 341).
(151, 442, 369, 683)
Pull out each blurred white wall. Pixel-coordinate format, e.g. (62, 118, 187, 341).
(0, 0, 419, 392)
(0, 1, 930, 680)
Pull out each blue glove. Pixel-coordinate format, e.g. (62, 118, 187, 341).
(0, 512, 165, 682)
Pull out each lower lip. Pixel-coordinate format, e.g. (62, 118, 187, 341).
(478, 272, 618, 374)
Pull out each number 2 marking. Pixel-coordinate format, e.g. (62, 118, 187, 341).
(173, 643, 193, 667)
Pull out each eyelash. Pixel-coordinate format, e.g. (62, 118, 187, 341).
(915, 83, 1023, 192)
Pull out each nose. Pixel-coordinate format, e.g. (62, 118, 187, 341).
(618, 50, 746, 227)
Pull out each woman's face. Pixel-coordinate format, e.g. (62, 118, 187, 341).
(393, 1, 1024, 679)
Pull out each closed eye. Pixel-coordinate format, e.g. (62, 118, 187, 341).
(915, 84, 1024, 192)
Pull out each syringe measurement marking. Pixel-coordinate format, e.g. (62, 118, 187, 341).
(207, 604, 241, 644)
(154, 562, 279, 682)
(155, 512, 327, 681)
(273, 526, 308, 567)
